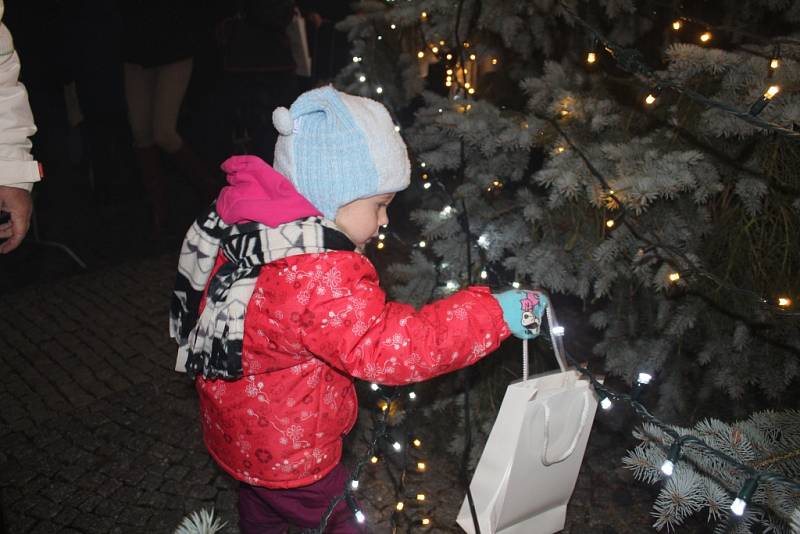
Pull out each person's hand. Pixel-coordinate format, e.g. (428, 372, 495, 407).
(0, 186, 33, 254)
(493, 289, 549, 339)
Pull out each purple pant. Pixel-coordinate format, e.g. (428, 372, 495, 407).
(238, 463, 365, 533)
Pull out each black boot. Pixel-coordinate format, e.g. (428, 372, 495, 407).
(170, 143, 223, 206)
(135, 146, 169, 239)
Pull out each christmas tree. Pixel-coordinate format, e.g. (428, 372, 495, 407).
(330, 0, 800, 531)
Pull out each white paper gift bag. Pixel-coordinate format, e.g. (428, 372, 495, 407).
(457, 296, 600, 534)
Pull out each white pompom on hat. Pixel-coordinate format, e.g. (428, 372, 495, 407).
(272, 86, 411, 220)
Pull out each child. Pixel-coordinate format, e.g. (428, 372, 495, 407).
(170, 86, 540, 533)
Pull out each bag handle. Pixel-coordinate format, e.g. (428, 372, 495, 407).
(522, 291, 568, 381)
(540, 389, 592, 466)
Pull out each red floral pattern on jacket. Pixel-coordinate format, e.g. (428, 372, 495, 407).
(196, 250, 509, 489)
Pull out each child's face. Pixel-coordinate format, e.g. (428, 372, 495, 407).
(334, 193, 395, 248)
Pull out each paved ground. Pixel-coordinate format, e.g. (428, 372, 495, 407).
(0, 249, 680, 533)
(0, 255, 240, 533)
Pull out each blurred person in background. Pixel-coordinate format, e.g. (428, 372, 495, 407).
(120, 0, 217, 237)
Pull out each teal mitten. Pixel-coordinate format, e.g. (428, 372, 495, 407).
(493, 290, 549, 339)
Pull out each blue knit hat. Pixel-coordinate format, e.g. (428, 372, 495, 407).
(272, 86, 411, 220)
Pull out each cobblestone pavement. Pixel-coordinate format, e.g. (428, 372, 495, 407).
(1, 253, 699, 533)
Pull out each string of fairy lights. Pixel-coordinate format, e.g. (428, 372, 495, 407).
(552, 8, 800, 321)
(561, 4, 800, 140)
(303, 1, 800, 530)
(373, 1, 799, 318)
(300, 387, 434, 533)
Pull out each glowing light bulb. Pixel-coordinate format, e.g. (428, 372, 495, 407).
(423, 182, 431, 189)
(392, 441, 402, 452)
(413, 438, 422, 447)
(668, 272, 680, 282)
(731, 478, 759, 516)
(439, 40, 445, 46)
(469, 53, 476, 60)
(491, 58, 498, 65)
(417, 462, 426, 471)
(408, 391, 417, 400)
(422, 518, 431, 526)
(765, 85, 780, 99)
(351, 479, 360, 489)
(431, 46, 439, 54)
(394, 125, 400, 132)
(637, 372, 653, 385)
(661, 459, 674, 476)
(480, 270, 488, 280)
(416, 494, 426, 501)
(390, 23, 396, 29)
(420, 162, 427, 167)
(378, 233, 386, 240)
(441, 205, 453, 217)
(463, 41, 470, 48)
(556, 146, 566, 153)
(586, 52, 597, 64)
(396, 501, 404, 511)
(420, 11, 428, 20)
(477, 234, 490, 248)
(605, 219, 615, 228)
(376, 242, 385, 250)
(645, 93, 657, 105)
(778, 297, 792, 307)
(464, 82, 471, 89)
(700, 31, 712, 43)
(417, 51, 425, 59)
(446, 280, 458, 290)
(446, 53, 453, 60)
(377, 35, 382, 40)
(600, 397, 612, 410)
(552, 325, 565, 336)
(512, 281, 520, 289)
(376, 86, 383, 94)
(352, 56, 362, 63)
(370, 456, 379, 464)
(358, 75, 366, 83)
(370, 383, 379, 391)
(419, 240, 426, 248)
(770, 58, 780, 69)
(672, 20, 682, 30)
(468, 87, 476, 94)
(355, 510, 366, 523)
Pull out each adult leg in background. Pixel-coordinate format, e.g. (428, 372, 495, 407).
(124, 62, 168, 234)
(153, 58, 220, 203)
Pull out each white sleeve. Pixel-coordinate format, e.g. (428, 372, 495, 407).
(0, 18, 41, 189)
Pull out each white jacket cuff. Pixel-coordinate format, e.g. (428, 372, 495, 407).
(0, 160, 40, 190)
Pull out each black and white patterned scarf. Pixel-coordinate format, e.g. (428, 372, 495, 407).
(169, 203, 355, 379)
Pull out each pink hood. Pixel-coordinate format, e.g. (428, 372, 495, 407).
(216, 156, 321, 226)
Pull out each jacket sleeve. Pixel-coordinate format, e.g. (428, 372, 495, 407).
(300, 253, 511, 385)
(0, 19, 40, 190)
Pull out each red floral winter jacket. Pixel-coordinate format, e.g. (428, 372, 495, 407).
(197, 250, 510, 489)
